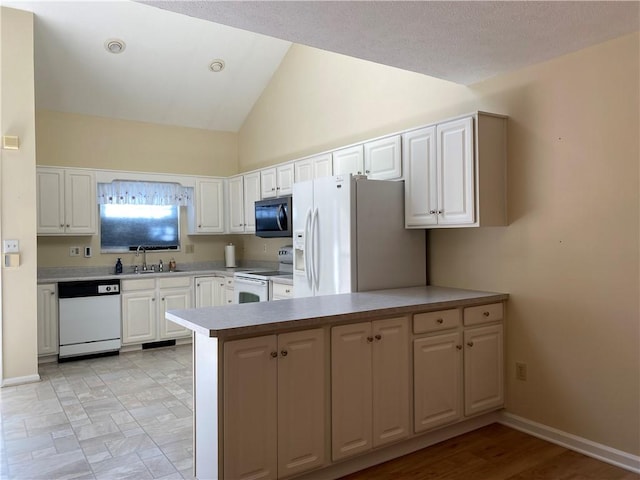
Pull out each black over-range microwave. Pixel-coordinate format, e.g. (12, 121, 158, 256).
(255, 195, 292, 238)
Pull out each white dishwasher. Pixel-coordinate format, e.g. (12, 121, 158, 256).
(58, 279, 121, 360)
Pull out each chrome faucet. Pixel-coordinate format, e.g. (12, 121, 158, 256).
(135, 245, 148, 271)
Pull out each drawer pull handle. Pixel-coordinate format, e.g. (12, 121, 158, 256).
(436, 318, 444, 324)
(270, 351, 278, 358)
(483, 311, 490, 317)
(280, 350, 288, 357)
(366, 336, 374, 343)
(374, 334, 382, 341)
(456, 345, 462, 350)
(285, 289, 290, 293)
(467, 341, 474, 347)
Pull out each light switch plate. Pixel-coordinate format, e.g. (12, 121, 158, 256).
(3, 240, 19, 253)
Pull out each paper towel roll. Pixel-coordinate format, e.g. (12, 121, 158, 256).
(225, 243, 236, 268)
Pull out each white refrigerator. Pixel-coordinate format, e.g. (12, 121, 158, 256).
(293, 175, 426, 298)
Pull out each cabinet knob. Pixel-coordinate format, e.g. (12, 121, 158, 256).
(374, 334, 382, 341)
(50, 291, 55, 295)
(285, 289, 290, 293)
(467, 341, 474, 347)
(357, 171, 362, 175)
(429, 210, 436, 215)
(436, 318, 444, 324)
(60, 224, 64, 228)
(483, 311, 490, 317)
(280, 350, 288, 357)
(66, 224, 70, 228)
(437, 210, 443, 215)
(456, 345, 462, 350)
(270, 351, 278, 358)
(365, 170, 370, 174)
(152, 298, 155, 302)
(366, 336, 374, 343)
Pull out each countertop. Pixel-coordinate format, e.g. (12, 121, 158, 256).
(166, 285, 508, 338)
(37, 262, 291, 283)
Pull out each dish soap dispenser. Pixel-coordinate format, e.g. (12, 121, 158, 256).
(115, 258, 123, 274)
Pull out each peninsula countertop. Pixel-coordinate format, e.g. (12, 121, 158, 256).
(166, 285, 508, 338)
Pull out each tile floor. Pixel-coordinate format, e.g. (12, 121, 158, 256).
(0, 345, 194, 479)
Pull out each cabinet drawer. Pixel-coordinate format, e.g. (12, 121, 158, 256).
(122, 278, 155, 292)
(157, 276, 192, 289)
(414, 309, 460, 334)
(464, 303, 503, 326)
(272, 282, 293, 299)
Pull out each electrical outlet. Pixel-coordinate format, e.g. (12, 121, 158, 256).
(69, 246, 81, 257)
(2, 240, 19, 253)
(263, 243, 267, 253)
(516, 362, 527, 381)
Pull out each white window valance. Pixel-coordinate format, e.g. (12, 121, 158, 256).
(97, 181, 193, 206)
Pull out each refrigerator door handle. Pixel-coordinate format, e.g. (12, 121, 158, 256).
(305, 208, 313, 289)
(311, 207, 319, 290)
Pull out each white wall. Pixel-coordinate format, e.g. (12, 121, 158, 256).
(0, 7, 39, 384)
(238, 35, 640, 456)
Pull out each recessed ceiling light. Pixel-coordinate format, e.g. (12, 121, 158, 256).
(209, 59, 225, 73)
(104, 39, 126, 54)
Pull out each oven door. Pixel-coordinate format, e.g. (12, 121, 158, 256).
(234, 276, 269, 303)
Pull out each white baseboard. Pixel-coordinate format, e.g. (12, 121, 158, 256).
(500, 412, 640, 474)
(1, 373, 41, 388)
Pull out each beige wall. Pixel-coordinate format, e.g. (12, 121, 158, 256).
(35, 110, 244, 267)
(36, 110, 238, 176)
(1, 8, 39, 383)
(239, 35, 639, 455)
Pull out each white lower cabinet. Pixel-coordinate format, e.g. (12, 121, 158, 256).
(464, 324, 504, 416)
(331, 316, 410, 461)
(413, 304, 504, 434)
(122, 276, 192, 345)
(37, 283, 59, 356)
(194, 275, 226, 307)
(224, 329, 325, 479)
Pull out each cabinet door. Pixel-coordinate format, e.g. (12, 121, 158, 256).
(160, 287, 192, 339)
(227, 176, 245, 233)
(437, 117, 475, 226)
(403, 127, 438, 227)
(277, 329, 325, 477)
(224, 336, 278, 480)
(122, 292, 156, 344)
(333, 145, 364, 176)
(37, 284, 58, 356)
(36, 168, 65, 234)
(464, 324, 504, 416)
(65, 169, 96, 234)
(371, 317, 410, 447)
(243, 172, 261, 233)
(414, 331, 463, 433)
(276, 163, 294, 196)
(364, 135, 402, 180)
(295, 158, 313, 183)
(194, 179, 225, 233)
(261, 168, 277, 198)
(313, 153, 333, 179)
(331, 322, 372, 461)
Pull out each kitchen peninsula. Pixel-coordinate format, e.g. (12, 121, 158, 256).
(167, 285, 508, 480)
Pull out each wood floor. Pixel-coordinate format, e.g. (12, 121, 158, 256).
(340, 424, 638, 480)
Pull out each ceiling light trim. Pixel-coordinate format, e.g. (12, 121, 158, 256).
(104, 38, 126, 54)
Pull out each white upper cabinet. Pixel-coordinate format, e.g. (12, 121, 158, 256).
(437, 117, 475, 226)
(37, 167, 96, 235)
(295, 153, 333, 183)
(227, 175, 245, 233)
(333, 145, 364, 176)
(363, 135, 402, 180)
(243, 171, 261, 233)
(188, 178, 225, 234)
(261, 163, 294, 198)
(403, 126, 438, 226)
(403, 112, 507, 228)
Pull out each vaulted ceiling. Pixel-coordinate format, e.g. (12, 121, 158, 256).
(7, 1, 639, 132)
